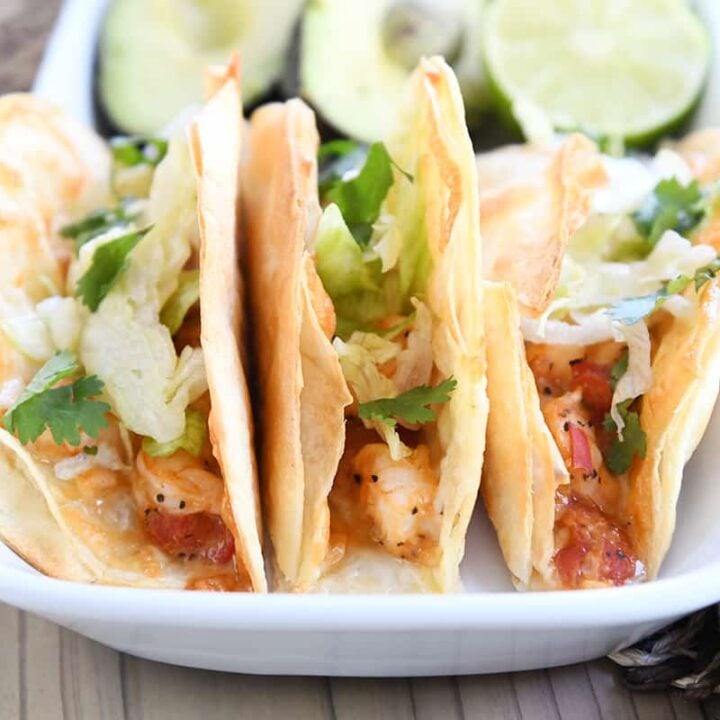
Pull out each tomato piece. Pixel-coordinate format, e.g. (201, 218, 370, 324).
(570, 361, 613, 416)
(568, 423, 593, 473)
(554, 493, 639, 588)
(145, 510, 235, 565)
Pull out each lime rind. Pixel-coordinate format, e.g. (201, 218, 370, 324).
(483, 0, 711, 148)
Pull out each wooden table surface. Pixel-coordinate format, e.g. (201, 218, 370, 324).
(0, 2, 717, 718)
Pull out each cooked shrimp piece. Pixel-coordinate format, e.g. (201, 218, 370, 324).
(353, 443, 440, 562)
(133, 449, 225, 515)
(541, 390, 622, 514)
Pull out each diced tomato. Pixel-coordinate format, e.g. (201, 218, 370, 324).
(554, 493, 639, 588)
(145, 510, 235, 565)
(568, 423, 593, 473)
(570, 361, 613, 416)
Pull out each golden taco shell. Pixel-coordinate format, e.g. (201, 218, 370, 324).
(476, 134, 606, 317)
(0, 68, 266, 590)
(479, 134, 720, 589)
(242, 57, 487, 592)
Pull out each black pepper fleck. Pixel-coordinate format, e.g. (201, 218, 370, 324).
(563, 421, 570, 432)
(353, 473, 362, 484)
(569, 358, 582, 366)
(179, 500, 186, 509)
(156, 493, 165, 503)
(411, 507, 418, 515)
(543, 386, 552, 395)
(371, 474, 379, 483)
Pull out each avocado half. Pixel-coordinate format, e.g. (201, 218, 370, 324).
(299, 0, 488, 143)
(99, 0, 305, 134)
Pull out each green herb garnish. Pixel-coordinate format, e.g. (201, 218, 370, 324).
(324, 142, 395, 247)
(3, 351, 110, 446)
(60, 200, 142, 255)
(358, 377, 457, 427)
(76, 227, 151, 311)
(609, 257, 720, 325)
(632, 178, 705, 249)
(602, 400, 647, 475)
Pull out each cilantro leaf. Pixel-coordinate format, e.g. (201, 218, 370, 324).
(602, 400, 647, 475)
(358, 377, 457, 427)
(325, 142, 395, 247)
(632, 178, 705, 249)
(111, 136, 168, 168)
(60, 199, 142, 255)
(318, 140, 368, 198)
(608, 256, 720, 325)
(76, 227, 150, 311)
(3, 351, 110, 446)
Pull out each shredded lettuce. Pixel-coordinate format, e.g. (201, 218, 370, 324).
(609, 322, 652, 434)
(142, 408, 207, 458)
(77, 134, 204, 443)
(333, 334, 409, 459)
(313, 139, 430, 339)
(314, 204, 379, 298)
(160, 269, 199, 336)
(0, 296, 83, 362)
(545, 231, 715, 326)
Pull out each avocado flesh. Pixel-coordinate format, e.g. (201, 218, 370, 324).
(300, 0, 489, 143)
(99, 0, 304, 134)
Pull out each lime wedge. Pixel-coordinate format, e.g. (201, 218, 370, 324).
(483, 0, 711, 147)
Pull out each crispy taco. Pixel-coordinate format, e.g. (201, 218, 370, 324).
(0, 62, 266, 591)
(241, 57, 487, 592)
(478, 132, 720, 589)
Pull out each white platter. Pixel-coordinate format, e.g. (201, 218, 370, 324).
(0, 0, 717, 676)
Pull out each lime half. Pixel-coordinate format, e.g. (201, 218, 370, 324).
(483, 0, 711, 147)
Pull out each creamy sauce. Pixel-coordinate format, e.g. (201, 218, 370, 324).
(25, 393, 245, 589)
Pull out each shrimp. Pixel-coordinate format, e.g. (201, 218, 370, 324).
(541, 390, 623, 515)
(352, 443, 440, 562)
(133, 449, 225, 516)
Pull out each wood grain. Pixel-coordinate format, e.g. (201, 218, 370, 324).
(0, 2, 715, 719)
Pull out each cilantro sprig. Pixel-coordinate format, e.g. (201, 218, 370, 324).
(632, 178, 706, 250)
(319, 140, 411, 248)
(609, 257, 720, 325)
(3, 351, 110, 446)
(76, 227, 151, 311)
(358, 377, 457, 427)
(111, 136, 168, 168)
(602, 400, 647, 475)
(60, 199, 142, 255)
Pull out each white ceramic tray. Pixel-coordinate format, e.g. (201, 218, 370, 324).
(0, 0, 718, 676)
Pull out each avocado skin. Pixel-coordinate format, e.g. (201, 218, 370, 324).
(97, 0, 304, 136)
